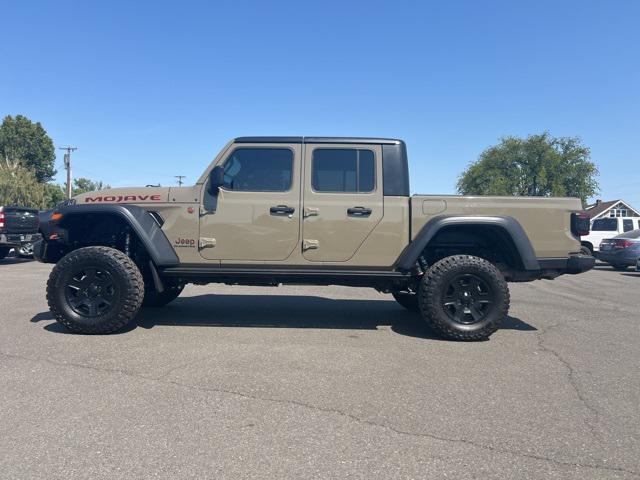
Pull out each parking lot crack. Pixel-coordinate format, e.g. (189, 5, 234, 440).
(2, 350, 637, 477)
(534, 322, 606, 445)
(162, 377, 639, 477)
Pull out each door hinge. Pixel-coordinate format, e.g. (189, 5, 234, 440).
(199, 237, 216, 249)
(302, 239, 319, 251)
(303, 207, 319, 218)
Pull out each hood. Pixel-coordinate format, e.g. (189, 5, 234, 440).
(73, 187, 171, 205)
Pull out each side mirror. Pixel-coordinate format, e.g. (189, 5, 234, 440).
(208, 166, 225, 195)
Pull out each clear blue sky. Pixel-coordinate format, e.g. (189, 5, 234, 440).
(2, 0, 639, 207)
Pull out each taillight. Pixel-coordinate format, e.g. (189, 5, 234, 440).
(571, 211, 590, 236)
(0, 211, 4, 229)
(613, 239, 633, 249)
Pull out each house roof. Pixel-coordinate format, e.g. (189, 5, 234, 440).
(585, 199, 620, 218)
(586, 199, 640, 219)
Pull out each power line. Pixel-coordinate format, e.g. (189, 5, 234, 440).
(175, 175, 186, 187)
(58, 146, 77, 199)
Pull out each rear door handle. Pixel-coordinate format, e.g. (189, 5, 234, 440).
(270, 205, 295, 215)
(347, 207, 372, 216)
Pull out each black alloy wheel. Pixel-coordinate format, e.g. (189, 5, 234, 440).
(65, 267, 120, 317)
(442, 273, 494, 325)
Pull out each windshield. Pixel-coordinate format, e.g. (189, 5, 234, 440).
(591, 218, 618, 231)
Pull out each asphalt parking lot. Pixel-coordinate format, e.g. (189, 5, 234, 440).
(0, 258, 638, 479)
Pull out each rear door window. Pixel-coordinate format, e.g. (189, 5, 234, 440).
(591, 218, 618, 231)
(623, 219, 634, 232)
(312, 149, 375, 193)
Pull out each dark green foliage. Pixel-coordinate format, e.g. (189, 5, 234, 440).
(457, 133, 599, 203)
(0, 115, 56, 182)
(73, 177, 110, 196)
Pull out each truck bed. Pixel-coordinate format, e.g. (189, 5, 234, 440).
(411, 195, 582, 258)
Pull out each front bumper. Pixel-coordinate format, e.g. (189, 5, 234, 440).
(0, 233, 42, 247)
(33, 239, 46, 262)
(33, 238, 66, 264)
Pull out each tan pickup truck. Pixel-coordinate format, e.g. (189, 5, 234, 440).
(35, 137, 594, 340)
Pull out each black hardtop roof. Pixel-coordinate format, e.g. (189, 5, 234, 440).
(234, 136, 403, 145)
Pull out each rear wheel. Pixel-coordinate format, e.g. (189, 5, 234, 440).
(418, 255, 510, 341)
(392, 291, 419, 312)
(47, 246, 144, 334)
(0, 247, 10, 259)
(579, 245, 592, 256)
(143, 283, 184, 307)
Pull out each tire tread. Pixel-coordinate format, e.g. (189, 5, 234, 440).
(418, 255, 510, 341)
(46, 246, 144, 334)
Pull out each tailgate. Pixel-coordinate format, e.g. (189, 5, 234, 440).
(410, 195, 583, 258)
(0, 206, 40, 234)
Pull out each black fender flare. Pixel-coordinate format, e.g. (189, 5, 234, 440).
(57, 204, 180, 267)
(395, 215, 540, 271)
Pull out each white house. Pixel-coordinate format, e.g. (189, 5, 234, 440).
(586, 199, 640, 220)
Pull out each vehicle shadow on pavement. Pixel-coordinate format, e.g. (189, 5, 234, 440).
(32, 294, 536, 340)
(0, 257, 33, 265)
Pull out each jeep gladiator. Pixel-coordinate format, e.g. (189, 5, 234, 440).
(35, 137, 594, 340)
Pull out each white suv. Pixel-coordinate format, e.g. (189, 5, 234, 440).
(581, 217, 640, 254)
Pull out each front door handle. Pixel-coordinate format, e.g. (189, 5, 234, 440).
(347, 206, 372, 216)
(270, 205, 295, 215)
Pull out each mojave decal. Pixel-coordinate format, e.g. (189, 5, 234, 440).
(84, 194, 163, 203)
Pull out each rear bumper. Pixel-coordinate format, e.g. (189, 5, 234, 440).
(537, 254, 595, 275)
(596, 251, 639, 266)
(0, 233, 42, 247)
(566, 254, 596, 273)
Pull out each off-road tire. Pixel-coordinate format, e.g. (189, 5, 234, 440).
(0, 247, 9, 259)
(392, 291, 420, 312)
(47, 246, 144, 334)
(143, 283, 184, 307)
(418, 255, 510, 341)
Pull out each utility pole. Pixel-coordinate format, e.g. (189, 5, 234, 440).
(59, 146, 77, 199)
(175, 175, 185, 187)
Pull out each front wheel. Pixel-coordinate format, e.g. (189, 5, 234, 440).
(418, 255, 510, 341)
(46, 246, 145, 334)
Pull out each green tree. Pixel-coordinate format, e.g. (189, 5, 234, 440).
(0, 115, 56, 182)
(456, 133, 599, 203)
(43, 183, 66, 208)
(73, 177, 110, 196)
(0, 161, 47, 208)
